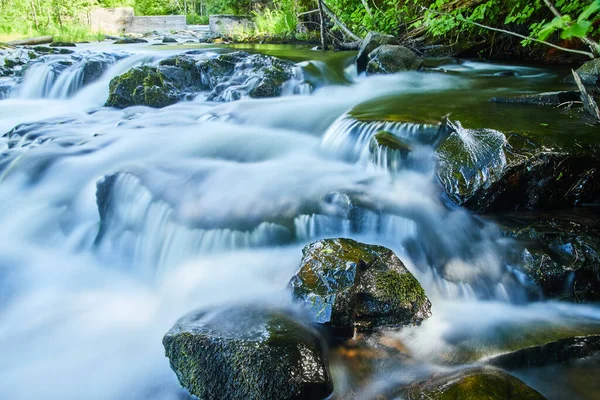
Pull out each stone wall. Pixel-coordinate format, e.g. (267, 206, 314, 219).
(209, 15, 253, 34)
(89, 7, 186, 34)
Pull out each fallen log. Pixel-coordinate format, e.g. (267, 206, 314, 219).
(8, 36, 53, 46)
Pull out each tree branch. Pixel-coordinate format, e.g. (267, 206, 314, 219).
(542, 0, 600, 57)
(322, 1, 361, 41)
(423, 7, 595, 59)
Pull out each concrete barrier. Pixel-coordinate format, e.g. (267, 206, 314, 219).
(209, 15, 253, 34)
(89, 7, 187, 34)
(129, 16, 187, 33)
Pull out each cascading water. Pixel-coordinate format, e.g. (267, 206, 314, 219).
(0, 45, 598, 400)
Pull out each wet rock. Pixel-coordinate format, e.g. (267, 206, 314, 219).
(464, 151, 600, 213)
(162, 36, 177, 43)
(487, 334, 600, 369)
(366, 45, 422, 75)
(50, 42, 76, 47)
(31, 45, 74, 55)
(114, 37, 148, 44)
(356, 32, 397, 73)
(107, 52, 295, 107)
(489, 91, 580, 107)
(163, 305, 333, 400)
(393, 367, 546, 400)
(436, 126, 509, 206)
(562, 58, 600, 86)
(507, 219, 600, 301)
(206, 53, 295, 101)
(290, 238, 431, 337)
(106, 66, 180, 108)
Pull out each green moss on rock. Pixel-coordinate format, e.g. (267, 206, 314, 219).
(400, 367, 546, 400)
(163, 305, 333, 400)
(290, 238, 431, 336)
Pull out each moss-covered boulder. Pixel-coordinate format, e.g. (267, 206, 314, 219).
(356, 32, 397, 73)
(290, 238, 431, 336)
(505, 218, 600, 302)
(106, 66, 180, 108)
(106, 52, 295, 108)
(163, 305, 333, 400)
(398, 367, 546, 400)
(366, 45, 423, 75)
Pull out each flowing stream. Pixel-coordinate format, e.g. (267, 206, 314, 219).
(0, 43, 599, 399)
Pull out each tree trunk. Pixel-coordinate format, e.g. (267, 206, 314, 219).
(317, 0, 326, 51)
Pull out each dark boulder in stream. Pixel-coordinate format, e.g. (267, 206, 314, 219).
(106, 52, 295, 108)
(562, 58, 600, 87)
(437, 124, 600, 212)
(505, 218, 600, 302)
(489, 91, 580, 107)
(163, 305, 333, 400)
(487, 334, 600, 369)
(356, 32, 397, 74)
(366, 45, 423, 75)
(392, 367, 546, 400)
(464, 151, 600, 213)
(290, 238, 431, 337)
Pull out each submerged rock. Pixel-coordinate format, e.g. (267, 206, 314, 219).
(114, 37, 148, 44)
(290, 238, 431, 336)
(163, 305, 333, 400)
(366, 45, 422, 75)
(394, 367, 546, 400)
(507, 218, 600, 302)
(489, 91, 580, 107)
(487, 334, 600, 369)
(356, 32, 397, 73)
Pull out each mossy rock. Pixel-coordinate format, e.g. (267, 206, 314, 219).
(356, 32, 397, 73)
(366, 45, 423, 75)
(163, 305, 333, 400)
(106, 66, 179, 108)
(290, 238, 431, 336)
(399, 367, 546, 400)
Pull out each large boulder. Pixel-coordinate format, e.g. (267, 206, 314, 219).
(106, 66, 184, 108)
(356, 32, 397, 73)
(366, 45, 422, 75)
(163, 305, 333, 400)
(290, 238, 431, 336)
(506, 218, 600, 302)
(392, 367, 546, 400)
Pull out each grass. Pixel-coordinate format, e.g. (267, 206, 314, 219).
(0, 24, 104, 44)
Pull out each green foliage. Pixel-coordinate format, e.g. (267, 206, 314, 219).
(253, 0, 297, 36)
(186, 13, 208, 25)
(538, 0, 600, 41)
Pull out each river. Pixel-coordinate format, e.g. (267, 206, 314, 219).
(0, 42, 599, 399)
